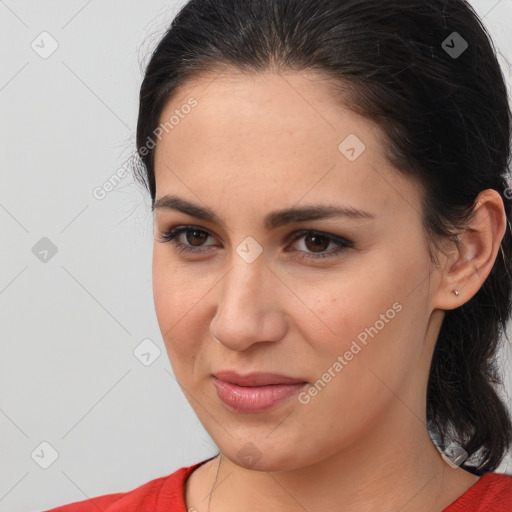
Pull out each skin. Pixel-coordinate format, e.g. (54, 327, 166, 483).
(151, 66, 507, 512)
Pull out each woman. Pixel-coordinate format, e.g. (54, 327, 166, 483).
(45, 0, 512, 510)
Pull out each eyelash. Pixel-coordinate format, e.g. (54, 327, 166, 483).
(158, 225, 353, 261)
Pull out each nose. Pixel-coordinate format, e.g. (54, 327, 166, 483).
(209, 252, 288, 352)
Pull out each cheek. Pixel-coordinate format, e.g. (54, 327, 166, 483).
(303, 260, 415, 379)
(304, 271, 393, 341)
(303, 293, 411, 418)
(308, 261, 428, 404)
(152, 251, 208, 360)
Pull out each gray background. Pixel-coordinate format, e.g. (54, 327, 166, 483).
(0, 1, 511, 510)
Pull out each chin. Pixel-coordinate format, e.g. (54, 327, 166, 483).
(219, 439, 310, 473)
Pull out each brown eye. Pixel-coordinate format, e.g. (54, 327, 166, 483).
(286, 230, 353, 261)
(159, 226, 352, 261)
(303, 234, 331, 253)
(158, 226, 217, 254)
(186, 229, 209, 246)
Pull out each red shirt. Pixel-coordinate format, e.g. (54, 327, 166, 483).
(43, 460, 512, 512)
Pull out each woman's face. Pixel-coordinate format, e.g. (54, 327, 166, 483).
(152, 69, 444, 471)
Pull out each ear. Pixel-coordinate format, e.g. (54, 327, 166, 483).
(432, 189, 507, 311)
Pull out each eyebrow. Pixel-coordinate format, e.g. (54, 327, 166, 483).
(153, 194, 375, 230)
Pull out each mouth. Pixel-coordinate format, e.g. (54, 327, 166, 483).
(212, 371, 308, 413)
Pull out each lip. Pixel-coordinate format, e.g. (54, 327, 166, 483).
(213, 370, 307, 386)
(212, 371, 308, 413)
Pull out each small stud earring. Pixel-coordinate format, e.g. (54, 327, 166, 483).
(453, 289, 460, 296)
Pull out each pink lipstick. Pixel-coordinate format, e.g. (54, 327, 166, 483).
(212, 371, 307, 413)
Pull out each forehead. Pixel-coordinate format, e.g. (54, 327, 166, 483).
(156, 67, 382, 152)
(158, 68, 377, 141)
(153, 68, 423, 220)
